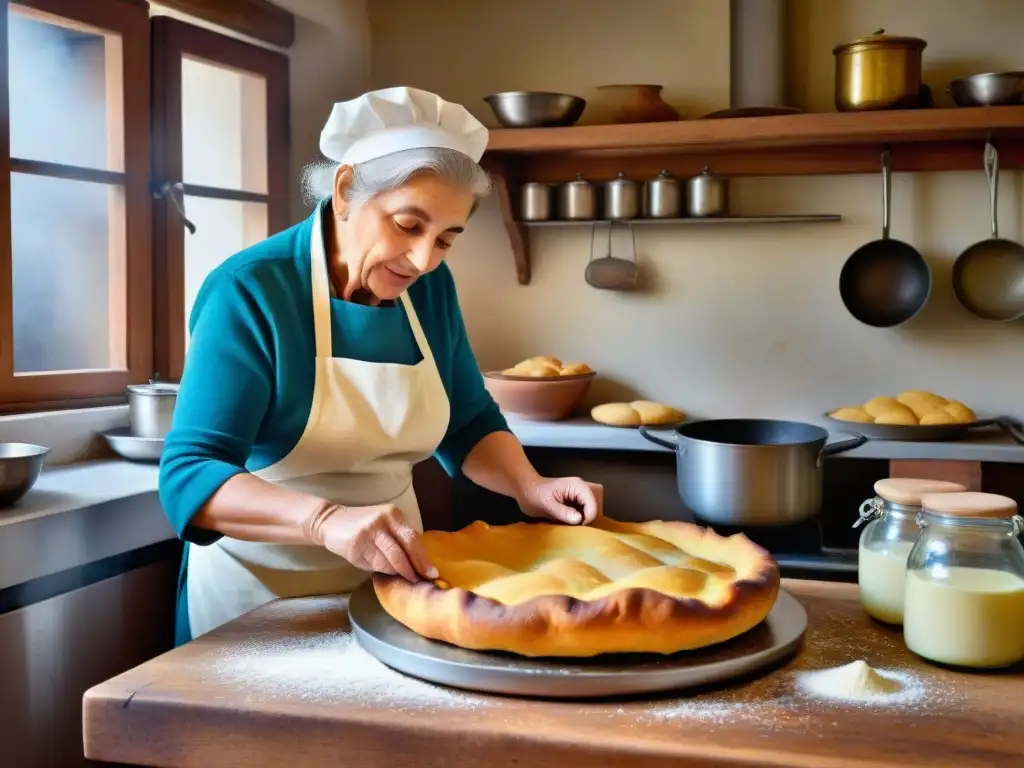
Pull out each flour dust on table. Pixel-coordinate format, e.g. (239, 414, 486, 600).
(620, 610, 971, 728)
(204, 606, 499, 712)
(625, 660, 961, 731)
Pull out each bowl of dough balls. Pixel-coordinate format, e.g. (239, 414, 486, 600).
(827, 390, 987, 440)
(483, 356, 595, 421)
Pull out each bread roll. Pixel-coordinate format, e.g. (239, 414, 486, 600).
(591, 403, 643, 427)
(863, 396, 902, 418)
(874, 405, 918, 426)
(942, 401, 977, 424)
(920, 409, 957, 426)
(523, 355, 562, 369)
(896, 390, 948, 419)
(560, 362, 594, 376)
(630, 401, 685, 426)
(591, 401, 685, 427)
(505, 361, 561, 377)
(830, 406, 874, 424)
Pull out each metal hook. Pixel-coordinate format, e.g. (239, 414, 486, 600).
(983, 142, 1000, 239)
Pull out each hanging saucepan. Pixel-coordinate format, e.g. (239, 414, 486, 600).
(640, 419, 867, 527)
(951, 142, 1024, 322)
(839, 149, 931, 327)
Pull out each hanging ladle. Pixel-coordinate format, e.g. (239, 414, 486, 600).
(585, 221, 639, 291)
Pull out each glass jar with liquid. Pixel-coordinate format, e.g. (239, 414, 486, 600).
(904, 492, 1024, 669)
(856, 478, 966, 624)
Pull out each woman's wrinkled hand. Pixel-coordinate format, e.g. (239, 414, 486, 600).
(315, 504, 438, 582)
(517, 477, 602, 526)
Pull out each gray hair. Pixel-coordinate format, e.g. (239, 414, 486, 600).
(301, 146, 492, 212)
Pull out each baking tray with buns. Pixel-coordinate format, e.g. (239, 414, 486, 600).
(826, 389, 1024, 443)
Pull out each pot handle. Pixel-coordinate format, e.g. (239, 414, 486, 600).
(818, 433, 867, 466)
(995, 417, 1024, 446)
(638, 425, 680, 452)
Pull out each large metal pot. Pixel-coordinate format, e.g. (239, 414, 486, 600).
(127, 379, 179, 438)
(640, 419, 866, 526)
(833, 29, 927, 112)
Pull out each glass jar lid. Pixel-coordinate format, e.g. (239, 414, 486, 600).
(874, 478, 967, 506)
(855, 477, 967, 529)
(920, 491, 1017, 520)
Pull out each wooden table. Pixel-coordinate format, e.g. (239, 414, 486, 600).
(84, 580, 1023, 768)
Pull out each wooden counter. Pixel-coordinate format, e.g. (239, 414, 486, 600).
(84, 580, 1023, 768)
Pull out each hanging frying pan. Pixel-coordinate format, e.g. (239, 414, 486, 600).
(839, 150, 932, 328)
(951, 142, 1024, 322)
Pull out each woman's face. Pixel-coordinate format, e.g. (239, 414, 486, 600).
(332, 167, 475, 301)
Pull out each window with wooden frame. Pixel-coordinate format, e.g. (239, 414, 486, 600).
(151, 16, 289, 381)
(0, 0, 151, 411)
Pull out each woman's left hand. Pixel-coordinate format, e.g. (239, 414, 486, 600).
(517, 477, 602, 526)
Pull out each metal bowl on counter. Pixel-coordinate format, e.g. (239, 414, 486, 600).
(949, 72, 1024, 107)
(484, 91, 586, 128)
(0, 442, 51, 508)
(103, 428, 164, 463)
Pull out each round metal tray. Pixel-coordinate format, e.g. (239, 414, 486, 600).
(348, 581, 807, 699)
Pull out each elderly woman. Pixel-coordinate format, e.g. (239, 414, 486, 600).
(159, 87, 600, 645)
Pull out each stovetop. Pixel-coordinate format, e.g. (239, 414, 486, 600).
(693, 516, 858, 582)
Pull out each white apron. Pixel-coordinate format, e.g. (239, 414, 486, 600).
(186, 208, 451, 639)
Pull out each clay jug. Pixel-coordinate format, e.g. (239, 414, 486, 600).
(594, 84, 679, 123)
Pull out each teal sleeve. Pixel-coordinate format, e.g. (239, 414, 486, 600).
(433, 269, 510, 475)
(158, 270, 276, 545)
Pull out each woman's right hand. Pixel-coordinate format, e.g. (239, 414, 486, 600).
(318, 504, 438, 583)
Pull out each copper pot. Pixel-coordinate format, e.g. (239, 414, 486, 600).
(595, 84, 679, 123)
(833, 29, 927, 112)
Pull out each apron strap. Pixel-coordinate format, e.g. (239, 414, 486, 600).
(309, 207, 334, 359)
(399, 292, 436, 362)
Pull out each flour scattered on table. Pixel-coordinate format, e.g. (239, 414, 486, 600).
(796, 660, 911, 704)
(208, 631, 496, 712)
(631, 658, 962, 728)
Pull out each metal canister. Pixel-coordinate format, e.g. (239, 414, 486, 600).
(644, 169, 682, 218)
(558, 174, 597, 220)
(127, 379, 179, 438)
(520, 182, 552, 221)
(603, 173, 639, 221)
(833, 30, 927, 112)
(687, 166, 728, 217)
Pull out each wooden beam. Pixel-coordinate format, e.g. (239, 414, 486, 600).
(152, 0, 295, 48)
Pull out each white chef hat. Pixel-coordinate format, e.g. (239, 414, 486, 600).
(319, 87, 489, 166)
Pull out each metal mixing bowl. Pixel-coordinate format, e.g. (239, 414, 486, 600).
(949, 72, 1024, 107)
(0, 442, 50, 508)
(484, 91, 586, 128)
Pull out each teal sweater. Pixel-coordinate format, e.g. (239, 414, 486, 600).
(159, 205, 509, 643)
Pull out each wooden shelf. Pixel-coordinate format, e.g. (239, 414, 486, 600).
(487, 107, 1024, 159)
(481, 108, 1024, 285)
(523, 214, 842, 227)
